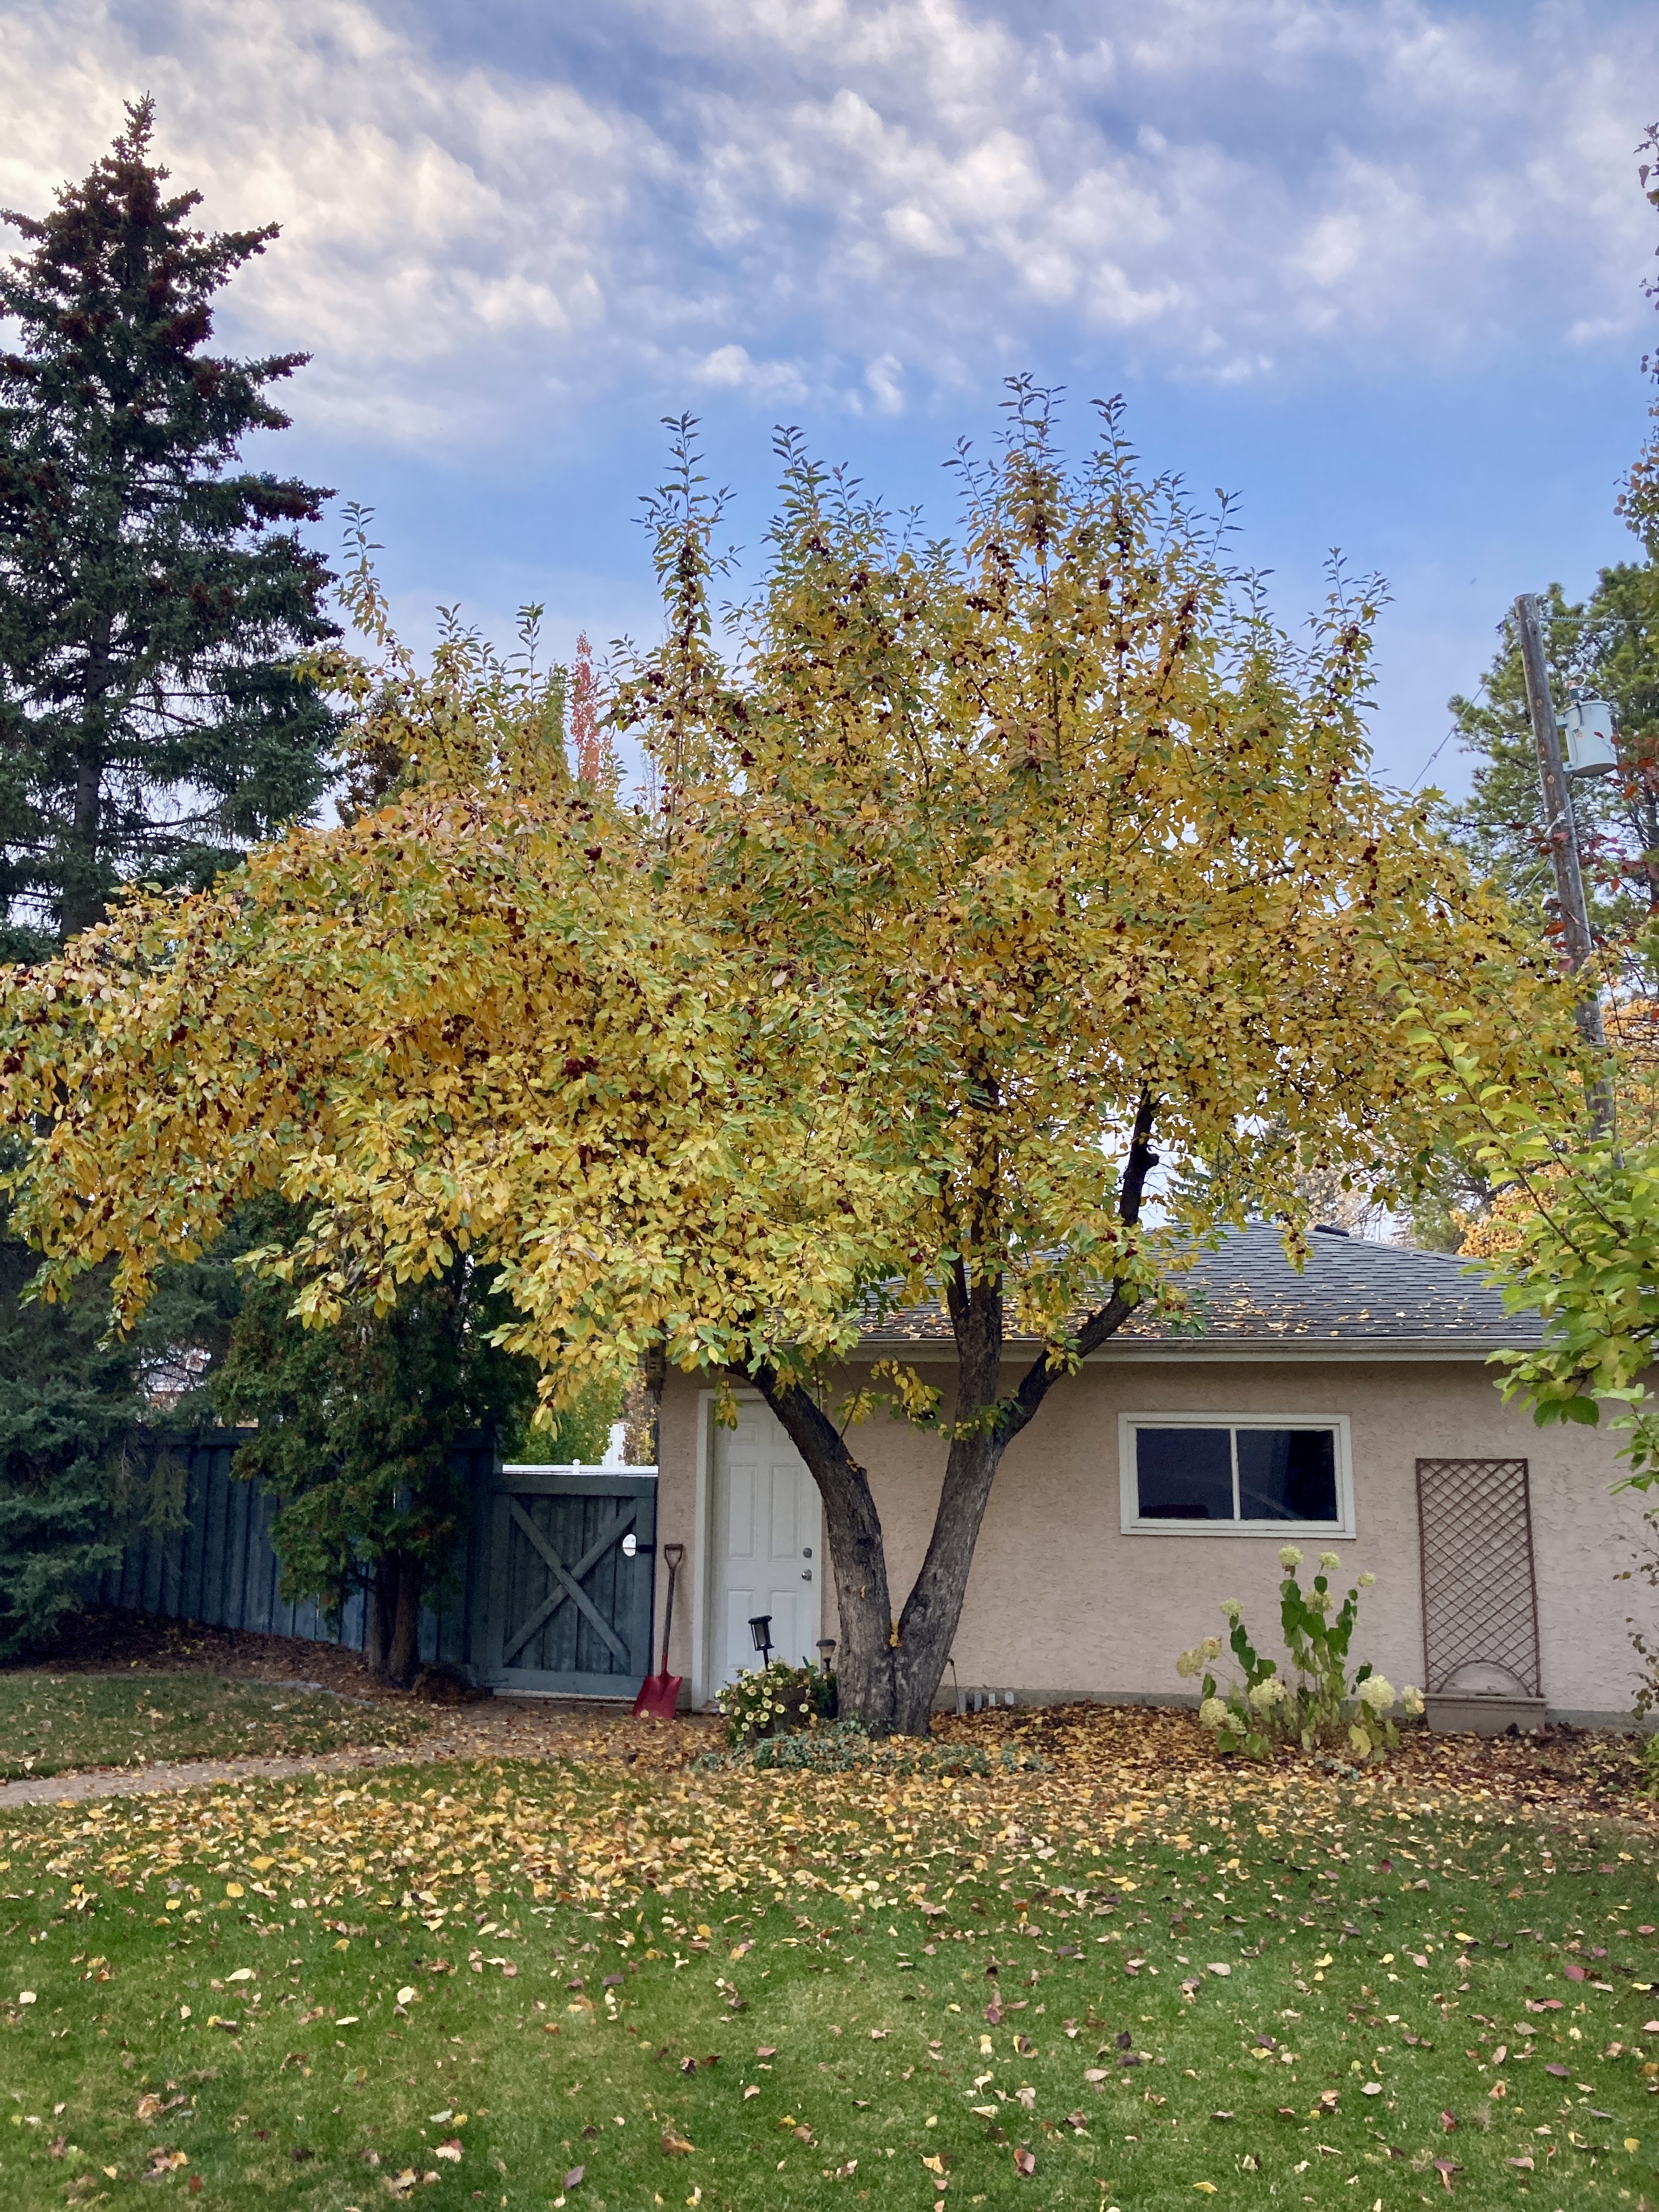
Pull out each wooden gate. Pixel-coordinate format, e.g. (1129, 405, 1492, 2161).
(482, 1469, 657, 1696)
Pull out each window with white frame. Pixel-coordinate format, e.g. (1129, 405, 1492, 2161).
(1119, 1413, 1353, 1536)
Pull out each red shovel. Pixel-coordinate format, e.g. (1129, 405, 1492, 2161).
(633, 1542, 686, 1719)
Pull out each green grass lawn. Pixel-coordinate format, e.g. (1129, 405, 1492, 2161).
(0, 1674, 421, 1780)
(0, 1738, 1657, 2208)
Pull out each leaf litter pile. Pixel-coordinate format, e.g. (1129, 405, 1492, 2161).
(2, 1701, 1658, 2209)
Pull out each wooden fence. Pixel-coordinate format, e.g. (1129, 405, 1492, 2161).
(93, 1429, 495, 1672)
(93, 1435, 659, 1694)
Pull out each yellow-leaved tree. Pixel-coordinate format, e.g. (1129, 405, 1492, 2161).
(0, 387, 1565, 1733)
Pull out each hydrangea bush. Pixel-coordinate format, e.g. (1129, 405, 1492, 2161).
(1176, 1548, 1424, 1760)
(714, 1658, 837, 1747)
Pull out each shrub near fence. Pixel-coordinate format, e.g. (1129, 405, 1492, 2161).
(93, 1429, 495, 1670)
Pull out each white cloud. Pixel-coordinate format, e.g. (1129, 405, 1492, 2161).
(0, 0, 1654, 445)
(692, 342, 809, 402)
(863, 352, 905, 414)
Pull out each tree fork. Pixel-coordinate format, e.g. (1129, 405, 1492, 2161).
(751, 1100, 1161, 1737)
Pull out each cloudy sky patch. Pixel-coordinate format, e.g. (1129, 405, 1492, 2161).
(1, 0, 1656, 776)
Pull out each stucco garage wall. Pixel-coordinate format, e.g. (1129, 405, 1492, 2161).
(656, 1358, 1651, 1720)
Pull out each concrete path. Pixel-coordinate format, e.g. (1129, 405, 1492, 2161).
(0, 1698, 722, 1810)
(0, 1743, 441, 1809)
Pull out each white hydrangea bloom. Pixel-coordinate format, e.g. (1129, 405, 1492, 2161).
(1248, 1676, 1289, 1713)
(1218, 1599, 1243, 1620)
(1318, 1550, 1341, 1571)
(1358, 1674, 1396, 1713)
(1198, 1696, 1231, 1731)
(1175, 1647, 1205, 1680)
(1357, 1572, 1376, 1588)
(1401, 1685, 1425, 1718)
(1201, 1635, 1223, 1661)
(1279, 1545, 1304, 1570)
(1308, 1584, 1333, 1613)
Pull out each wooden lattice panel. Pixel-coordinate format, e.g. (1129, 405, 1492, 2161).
(1416, 1457, 1541, 1697)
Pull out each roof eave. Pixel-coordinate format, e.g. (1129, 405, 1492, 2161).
(853, 1334, 1528, 1363)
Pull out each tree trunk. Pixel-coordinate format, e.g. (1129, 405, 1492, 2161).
(754, 1098, 1161, 1736)
(624, 1343, 667, 1465)
(890, 1266, 1010, 1735)
(365, 1574, 393, 1679)
(61, 629, 112, 939)
(384, 1557, 422, 1686)
(60, 749, 106, 938)
(751, 1367, 900, 1734)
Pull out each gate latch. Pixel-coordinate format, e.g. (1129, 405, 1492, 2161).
(622, 1532, 656, 1558)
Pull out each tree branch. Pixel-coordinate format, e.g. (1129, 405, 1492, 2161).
(1003, 1091, 1160, 1441)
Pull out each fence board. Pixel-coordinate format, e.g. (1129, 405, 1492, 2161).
(92, 1430, 499, 1670)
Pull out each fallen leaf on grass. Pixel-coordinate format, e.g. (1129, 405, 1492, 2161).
(1434, 2159, 1460, 2192)
(1012, 2146, 1036, 2178)
(661, 2131, 695, 2156)
(1506, 2157, 1534, 2172)
(562, 2166, 584, 2189)
(1205, 1963, 1230, 1978)
(1193, 2186, 1218, 2197)
(384, 2171, 418, 2198)
(435, 2140, 462, 2164)
(743, 2086, 760, 2100)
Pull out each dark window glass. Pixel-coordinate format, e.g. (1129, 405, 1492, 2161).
(1236, 1428, 1338, 1522)
(1135, 1428, 1234, 1520)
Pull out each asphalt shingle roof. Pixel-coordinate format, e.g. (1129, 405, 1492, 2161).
(864, 1222, 1540, 1353)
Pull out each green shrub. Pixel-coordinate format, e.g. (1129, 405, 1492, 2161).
(1175, 1548, 1425, 1760)
(714, 1660, 837, 1746)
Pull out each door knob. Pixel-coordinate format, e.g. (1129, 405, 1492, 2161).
(801, 1570, 812, 1582)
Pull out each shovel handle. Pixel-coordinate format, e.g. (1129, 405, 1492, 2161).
(659, 1543, 685, 1673)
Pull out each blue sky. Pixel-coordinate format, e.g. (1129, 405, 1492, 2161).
(2, 0, 1657, 789)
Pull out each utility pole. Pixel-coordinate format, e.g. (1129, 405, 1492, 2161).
(1514, 591, 1613, 1133)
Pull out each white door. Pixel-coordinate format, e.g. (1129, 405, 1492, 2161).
(709, 1400, 821, 1692)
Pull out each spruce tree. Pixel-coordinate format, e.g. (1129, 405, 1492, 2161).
(0, 96, 336, 954)
(0, 104, 330, 1647)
